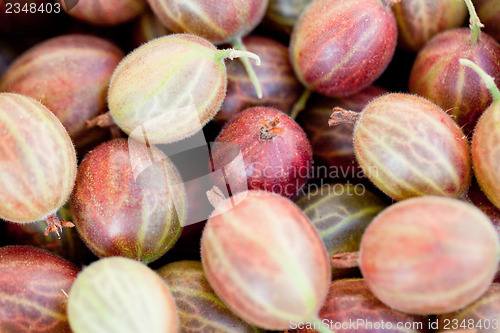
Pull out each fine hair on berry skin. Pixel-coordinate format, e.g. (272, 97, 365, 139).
(331, 196, 500, 315)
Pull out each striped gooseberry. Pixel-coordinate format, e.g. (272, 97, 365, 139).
(212, 107, 312, 199)
(460, 59, 500, 211)
(290, 279, 428, 333)
(392, 0, 466, 52)
(201, 190, 331, 330)
(106, 34, 261, 144)
(0, 93, 77, 235)
(67, 257, 179, 333)
(0, 34, 124, 145)
(290, 0, 398, 97)
(332, 196, 500, 315)
(329, 93, 471, 201)
(61, 0, 147, 26)
(408, 0, 500, 132)
(0, 246, 79, 332)
(71, 138, 185, 263)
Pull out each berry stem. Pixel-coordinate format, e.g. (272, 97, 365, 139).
(290, 89, 312, 120)
(330, 251, 360, 268)
(328, 107, 361, 126)
(460, 59, 500, 102)
(87, 111, 115, 129)
(229, 36, 263, 99)
(463, 0, 484, 44)
(45, 213, 75, 238)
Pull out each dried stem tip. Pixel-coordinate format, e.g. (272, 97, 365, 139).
(331, 251, 361, 268)
(86, 112, 115, 129)
(45, 213, 75, 238)
(259, 117, 285, 140)
(224, 36, 263, 99)
(224, 49, 261, 66)
(328, 107, 361, 126)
